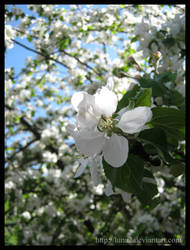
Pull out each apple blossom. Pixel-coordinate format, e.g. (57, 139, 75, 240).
(67, 86, 152, 168)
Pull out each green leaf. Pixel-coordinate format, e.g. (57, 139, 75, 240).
(31, 110, 35, 117)
(30, 88, 36, 97)
(136, 169, 158, 206)
(59, 37, 71, 50)
(34, 59, 39, 67)
(135, 88, 152, 107)
(44, 89, 52, 97)
(145, 196, 160, 210)
(170, 162, 185, 177)
(116, 84, 140, 112)
(138, 71, 177, 102)
(166, 89, 185, 111)
(163, 37, 176, 48)
(87, 25, 93, 31)
(103, 154, 144, 194)
(130, 35, 140, 43)
(79, 28, 87, 35)
(5, 200, 10, 212)
(13, 115, 20, 123)
(27, 34, 33, 42)
(138, 76, 168, 97)
(139, 127, 172, 162)
(120, 65, 129, 72)
(155, 71, 177, 83)
(36, 77, 46, 87)
(150, 107, 185, 140)
(26, 71, 33, 76)
(143, 144, 157, 155)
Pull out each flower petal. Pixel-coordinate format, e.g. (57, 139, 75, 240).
(103, 134, 129, 168)
(94, 87, 118, 117)
(77, 109, 98, 129)
(106, 77, 114, 91)
(71, 91, 95, 112)
(75, 130, 106, 157)
(71, 91, 85, 112)
(90, 161, 101, 186)
(66, 123, 79, 137)
(74, 158, 88, 178)
(117, 106, 152, 134)
(105, 181, 114, 196)
(72, 91, 98, 129)
(119, 190, 131, 203)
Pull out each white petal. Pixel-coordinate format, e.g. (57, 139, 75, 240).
(71, 91, 85, 112)
(94, 87, 118, 117)
(74, 159, 88, 178)
(75, 130, 106, 157)
(119, 190, 131, 203)
(71, 91, 95, 112)
(103, 134, 129, 168)
(118, 107, 152, 134)
(106, 77, 114, 91)
(118, 107, 128, 117)
(66, 123, 79, 137)
(105, 181, 114, 196)
(90, 161, 101, 186)
(77, 109, 98, 129)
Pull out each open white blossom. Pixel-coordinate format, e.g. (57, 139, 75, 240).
(67, 86, 152, 168)
(22, 211, 31, 220)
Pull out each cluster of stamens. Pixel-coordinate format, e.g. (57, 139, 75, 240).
(97, 115, 114, 134)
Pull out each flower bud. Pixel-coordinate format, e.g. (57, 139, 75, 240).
(155, 51, 161, 59)
(155, 96, 163, 106)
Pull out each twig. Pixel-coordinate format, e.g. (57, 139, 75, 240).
(11, 39, 70, 70)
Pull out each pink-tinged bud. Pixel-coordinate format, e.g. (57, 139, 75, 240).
(155, 51, 161, 58)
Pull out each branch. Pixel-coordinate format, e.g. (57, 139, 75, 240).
(20, 117, 41, 139)
(7, 138, 37, 161)
(5, 104, 65, 169)
(5, 222, 18, 227)
(5, 104, 41, 139)
(11, 39, 71, 70)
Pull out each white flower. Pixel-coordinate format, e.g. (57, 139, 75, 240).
(67, 86, 152, 168)
(42, 151, 57, 163)
(5, 180, 15, 190)
(74, 157, 89, 178)
(5, 25, 16, 49)
(22, 211, 31, 220)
